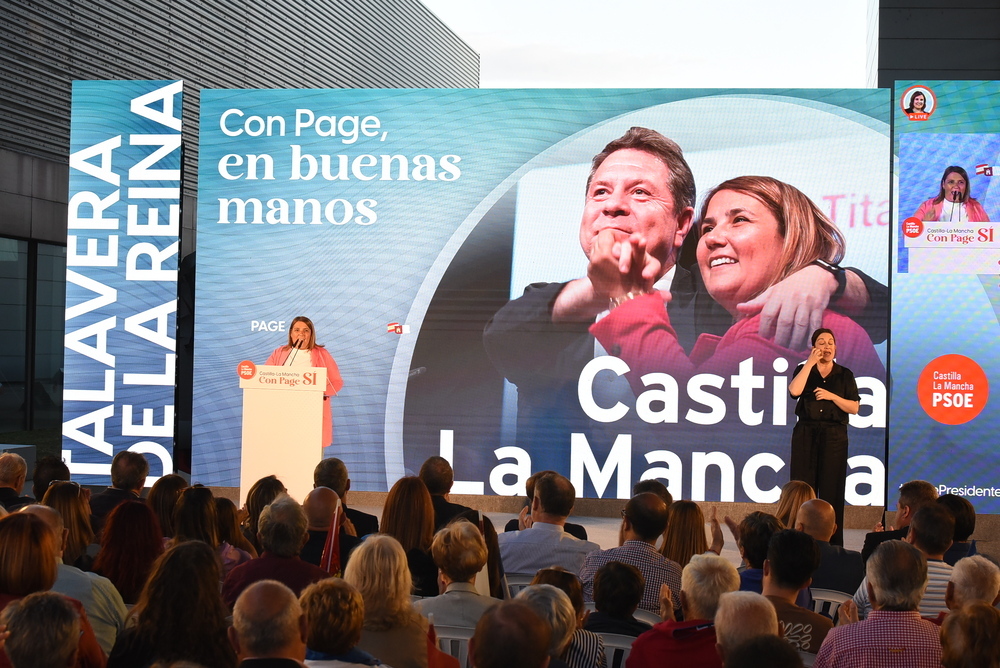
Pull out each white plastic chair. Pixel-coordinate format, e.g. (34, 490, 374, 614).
(597, 633, 635, 668)
(799, 649, 817, 666)
(810, 587, 852, 620)
(506, 572, 535, 598)
(434, 624, 476, 668)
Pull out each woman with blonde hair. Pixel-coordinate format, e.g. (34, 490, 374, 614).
(343, 534, 430, 668)
(42, 480, 96, 569)
(381, 476, 438, 597)
(414, 519, 493, 627)
(774, 480, 816, 529)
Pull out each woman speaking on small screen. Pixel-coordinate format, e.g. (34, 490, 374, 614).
(266, 316, 344, 446)
(914, 166, 990, 223)
(788, 328, 859, 546)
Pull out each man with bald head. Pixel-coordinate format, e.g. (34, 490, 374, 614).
(20, 504, 127, 653)
(471, 600, 552, 668)
(229, 579, 308, 666)
(795, 498, 864, 594)
(299, 486, 361, 569)
(579, 492, 681, 613)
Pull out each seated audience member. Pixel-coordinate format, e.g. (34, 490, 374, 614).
(737, 512, 810, 606)
(0, 513, 104, 668)
(314, 457, 378, 537)
(530, 569, 605, 668)
(627, 553, 740, 668)
(300, 578, 383, 667)
(794, 498, 864, 594)
(937, 494, 978, 566)
(632, 479, 672, 506)
(470, 600, 552, 668)
(762, 530, 831, 654)
(241, 475, 287, 554)
(724, 634, 804, 668)
(853, 503, 954, 619)
(861, 480, 937, 563)
(419, 456, 473, 530)
(579, 493, 680, 613)
(505, 471, 588, 541)
(0, 453, 33, 511)
(934, 555, 1000, 625)
(583, 561, 651, 637)
(0, 591, 81, 668)
(300, 486, 359, 570)
(381, 476, 439, 597)
(415, 520, 496, 626)
(774, 481, 816, 534)
(173, 486, 251, 579)
(516, 585, 579, 668)
(31, 454, 70, 501)
(223, 495, 328, 608)
(818, 540, 941, 668)
(216, 496, 259, 558)
(21, 505, 127, 654)
(713, 591, 779, 664)
(89, 451, 148, 532)
(453, 509, 506, 599)
(145, 473, 188, 540)
(940, 602, 1000, 668)
(91, 501, 164, 604)
(498, 473, 599, 575)
(343, 534, 430, 668)
(661, 500, 723, 568)
(42, 481, 97, 570)
(108, 541, 237, 667)
(229, 580, 307, 667)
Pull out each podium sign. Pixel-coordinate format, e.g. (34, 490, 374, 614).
(237, 362, 326, 505)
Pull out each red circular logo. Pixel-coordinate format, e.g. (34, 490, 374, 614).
(237, 360, 257, 379)
(917, 354, 989, 425)
(903, 217, 923, 238)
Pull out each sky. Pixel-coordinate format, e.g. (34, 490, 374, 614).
(420, 0, 872, 89)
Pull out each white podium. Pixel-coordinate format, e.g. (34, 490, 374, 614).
(237, 362, 326, 505)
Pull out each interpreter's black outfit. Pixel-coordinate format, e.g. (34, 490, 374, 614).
(790, 362, 859, 546)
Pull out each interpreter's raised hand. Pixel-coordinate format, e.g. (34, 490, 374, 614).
(736, 264, 835, 350)
(659, 584, 676, 622)
(838, 598, 859, 626)
(813, 387, 837, 401)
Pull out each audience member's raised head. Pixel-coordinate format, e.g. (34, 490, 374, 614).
(907, 503, 955, 558)
(300, 578, 364, 657)
(432, 519, 488, 584)
(531, 567, 585, 620)
(793, 498, 837, 542)
(714, 591, 779, 660)
(31, 455, 69, 501)
(737, 511, 783, 569)
(940, 602, 1000, 668)
(418, 455, 454, 497)
(313, 458, 349, 497)
(623, 492, 669, 542)
(146, 473, 188, 538)
(258, 494, 308, 558)
(0, 453, 28, 493)
(343, 534, 416, 631)
(725, 633, 804, 668)
(471, 600, 552, 668)
(947, 555, 1000, 609)
(765, 529, 820, 591)
(230, 579, 307, 661)
(172, 486, 220, 549)
(534, 473, 576, 520)
(937, 494, 976, 543)
(381, 476, 434, 552)
(681, 553, 740, 621)
(303, 486, 340, 531)
(632, 479, 673, 506)
(40, 481, 93, 567)
(774, 480, 815, 529)
(516, 584, 576, 658)
(661, 500, 708, 567)
(453, 509, 506, 599)
(0, 512, 58, 596)
(109, 451, 149, 492)
(593, 560, 644, 619)
(91, 500, 163, 603)
(0, 591, 80, 668)
(895, 480, 938, 528)
(866, 539, 927, 611)
(245, 475, 287, 540)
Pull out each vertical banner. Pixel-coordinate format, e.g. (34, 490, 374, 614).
(62, 80, 183, 485)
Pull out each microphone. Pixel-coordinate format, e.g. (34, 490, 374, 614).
(284, 338, 302, 366)
(952, 190, 961, 202)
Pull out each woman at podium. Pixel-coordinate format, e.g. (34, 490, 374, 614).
(266, 316, 344, 446)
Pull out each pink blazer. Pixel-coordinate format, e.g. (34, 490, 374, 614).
(266, 345, 343, 446)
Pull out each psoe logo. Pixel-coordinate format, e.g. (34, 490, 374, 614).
(237, 360, 257, 379)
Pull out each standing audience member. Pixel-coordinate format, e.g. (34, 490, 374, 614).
(504, 471, 588, 541)
(223, 495, 328, 608)
(42, 481, 96, 570)
(861, 480, 937, 562)
(381, 476, 439, 597)
(516, 585, 578, 668)
(419, 456, 473, 530)
(217, 497, 260, 558)
(530, 570, 605, 668)
(713, 592, 780, 665)
(498, 474, 599, 575)
(583, 561, 651, 637)
(229, 580, 308, 667)
(0, 453, 33, 511)
(627, 553, 740, 668)
(173, 487, 252, 578)
(300, 578, 384, 667)
(242, 475, 287, 554)
(91, 501, 164, 605)
(774, 481, 816, 530)
(313, 458, 378, 537)
(0, 513, 105, 668)
(940, 603, 1000, 668)
(300, 486, 359, 570)
(107, 541, 237, 668)
(660, 500, 723, 568)
(0, 591, 81, 668)
(937, 494, 978, 565)
(794, 499, 864, 594)
(145, 474, 188, 540)
(579, 493, 680, 613)
(343, 534, 430, 668)
(415, 520, 496, 627)
(453, 509, 507, 599)
(817, 540, 941, 668)
(30, 455, 70, 501)
(89, 452, 148, 533)
(761, 530, 831, 654)
(470, 600, 552, 668)
(20, 505, 127, 654)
